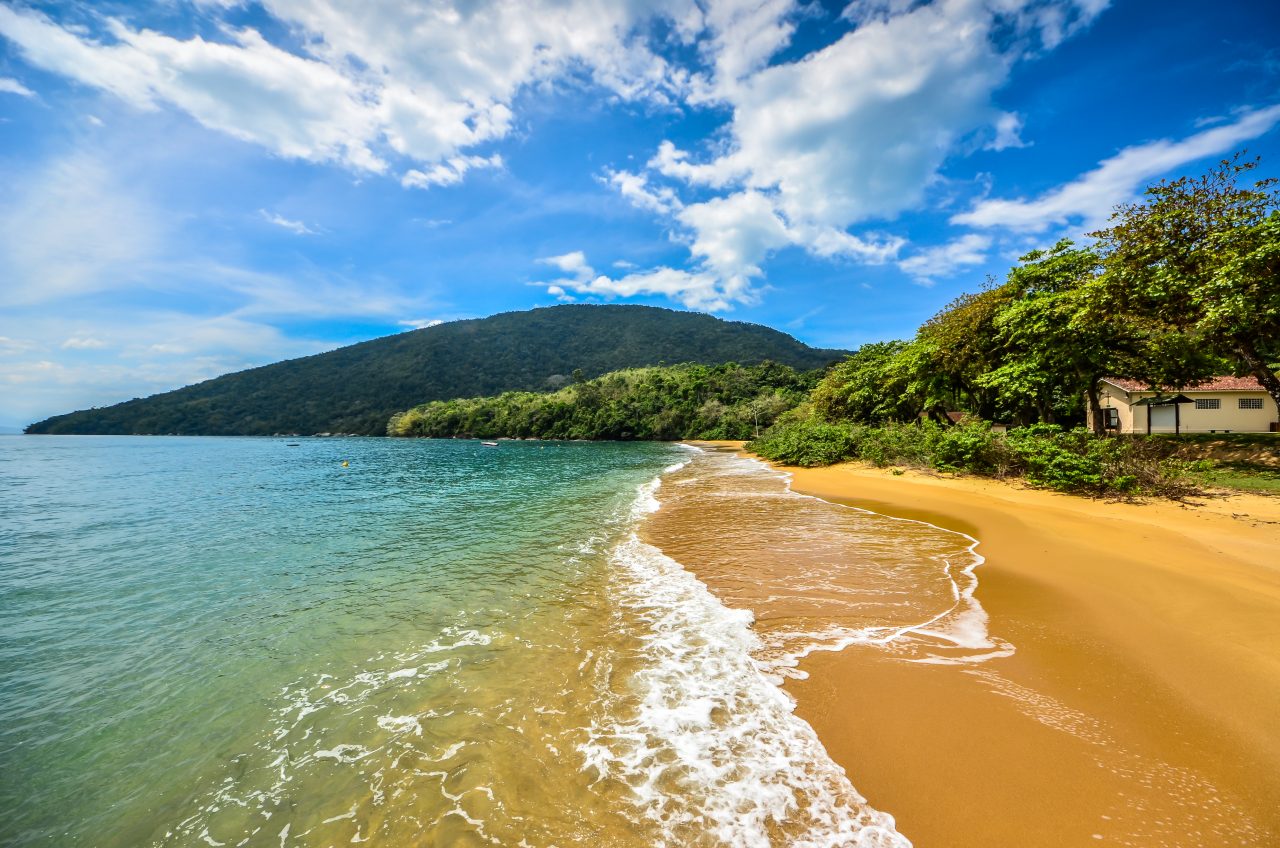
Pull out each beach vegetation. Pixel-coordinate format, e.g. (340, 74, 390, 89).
(748, 419, 1197, 497)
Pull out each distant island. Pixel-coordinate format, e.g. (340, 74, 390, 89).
(24, 304, 844, 437)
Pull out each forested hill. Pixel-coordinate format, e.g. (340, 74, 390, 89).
(26, 305, 845, 436)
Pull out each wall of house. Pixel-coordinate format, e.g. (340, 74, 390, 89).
(1097, 383, 1140, 432)
(1098, 383, 1278, 433)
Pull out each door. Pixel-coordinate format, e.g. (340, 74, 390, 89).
(1149, 404, 1177, 433)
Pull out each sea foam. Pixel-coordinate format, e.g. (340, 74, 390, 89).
(581, 469, 911, 847)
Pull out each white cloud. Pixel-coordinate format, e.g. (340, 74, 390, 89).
(575, 266, 735, 311)
(605, 0, 1106, 306)
(0, 2, 698, 184)
(603, 168, 682, 214)
(677, 190, 791, 283)
(402, 154, 502, 189)
(535, 252, 739, 311)
(398, 318, 444, 329)
(954, 104, 1280, 232)
(897, 233, 992, 285)
(0, 8, 388, 172)
(259, 209, 317, 235)
(61, 337, 107, 350)
(539, 251, 594, 279)
(0, 310, 339, 427)
(987, 111, 1028, 151)
(0, 76, 35, 97)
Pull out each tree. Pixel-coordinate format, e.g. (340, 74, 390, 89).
(1091, 153, 1280, 416)
(812, 341, 919, 423)
(912, 282, 1017, 421)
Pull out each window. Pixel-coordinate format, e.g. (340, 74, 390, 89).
(1195, 398, 1221, 410)
(1101, 407, 1120, 429)
(1239, 397, 1264, 410)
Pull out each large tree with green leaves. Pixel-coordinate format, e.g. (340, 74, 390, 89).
(911, 283, 1018, 421)
(1091, 154, 1280, 416)
(811, 340, 918, 423)
(977, 241, 1109, 429)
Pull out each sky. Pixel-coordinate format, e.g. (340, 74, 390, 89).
(1, 0, 1278, 430)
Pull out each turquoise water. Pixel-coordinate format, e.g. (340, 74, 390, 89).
(1, 436, 913, 848)
(0, 437, 677, 845)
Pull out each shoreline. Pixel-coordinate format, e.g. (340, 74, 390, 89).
(686, 442, 1280, 846)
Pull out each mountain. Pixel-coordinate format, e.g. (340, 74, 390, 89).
(26, 305, 846, 436)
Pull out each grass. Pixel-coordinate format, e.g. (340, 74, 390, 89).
(1186, 461, 1280, 495)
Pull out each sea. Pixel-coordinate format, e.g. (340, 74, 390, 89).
(0, 436, 1007, 847)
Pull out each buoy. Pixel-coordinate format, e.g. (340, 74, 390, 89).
(341, 460, 349, 467)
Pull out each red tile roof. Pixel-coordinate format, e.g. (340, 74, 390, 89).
(1103, 376, 1266, 393)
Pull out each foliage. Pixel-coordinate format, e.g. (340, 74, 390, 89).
(387, 362, 819, 441)
(1090, 153, 1280, 410)
(25, 305, 844, 436)
(810, 341, 917, 423)
(738, 418, 860, 467)
(748, 417, 1196, 497)
(809, 157, 1279, 436)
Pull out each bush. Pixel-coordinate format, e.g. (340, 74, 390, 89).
(749, 418, 1195, 498)
(746, 419, 859, 467)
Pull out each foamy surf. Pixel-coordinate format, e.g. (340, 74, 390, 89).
(647, 449, 1013, 674)
(582, 470, 911, 847)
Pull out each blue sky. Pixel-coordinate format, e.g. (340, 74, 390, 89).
(1, 0, 1278, 429)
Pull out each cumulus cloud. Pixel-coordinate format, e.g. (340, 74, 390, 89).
(605, 0, 1108, 306)
(603, 168, 682, 215)
(897, 233, 992, 285)
(398, 318, 444, 329)
(535, 251, 740, 311)
(0, 2, 694, 184)
(987, 112, 1028, 151)
(402, 154, 503, 189)
(954, 104, 1280, 232)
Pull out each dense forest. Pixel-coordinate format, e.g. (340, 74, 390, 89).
(25, 305, 844, 436)
(387, 362, 819, 440)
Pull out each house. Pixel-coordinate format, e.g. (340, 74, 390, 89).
(1092, 377, 1279, 434)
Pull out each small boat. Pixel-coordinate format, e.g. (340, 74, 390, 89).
(481, 441, 499, 447)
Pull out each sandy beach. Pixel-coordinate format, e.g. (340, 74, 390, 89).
(684, 443, 1280, 847)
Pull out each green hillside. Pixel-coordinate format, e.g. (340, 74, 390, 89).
(26, 305, 845, 436)
(388, 361, 818, 441)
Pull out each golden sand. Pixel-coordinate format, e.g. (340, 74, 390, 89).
(681, 444, 1280, 847)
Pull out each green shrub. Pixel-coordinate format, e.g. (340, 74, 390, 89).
(746, 419, 859, 467)
(750, 418, 1195, 499)
(932, 420, 1010, 473)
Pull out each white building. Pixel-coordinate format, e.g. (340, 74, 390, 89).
(1093, 377, 1278, 434)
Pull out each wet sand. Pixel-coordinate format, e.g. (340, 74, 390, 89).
(692, 444, 1280, 847)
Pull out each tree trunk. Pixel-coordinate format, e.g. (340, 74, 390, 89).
(1085, 378, 1105, 436)
(1234, 338, 1280, 424)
